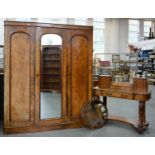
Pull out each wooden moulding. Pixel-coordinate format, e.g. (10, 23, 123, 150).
(3, 122, 82, 134)
(133, 77, 148, 94)
(99, 75, 112, 89)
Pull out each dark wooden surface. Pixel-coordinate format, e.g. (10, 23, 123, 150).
(4, 21, 93, 134)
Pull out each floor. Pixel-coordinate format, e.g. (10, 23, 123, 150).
(40, 92, 61, 119)
(0, 85, 155, 137)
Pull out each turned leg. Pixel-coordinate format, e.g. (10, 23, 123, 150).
(138, 101, 148, 132)
(103, 96, 107, 108)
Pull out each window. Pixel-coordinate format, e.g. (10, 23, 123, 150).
(144, 21, 152, 37)
(15, 18, 31, 22)
(0, 18, 5, 68)
(49, 18, 67, 24)
(38, 18, 67, 24)
(0, 18, 5, 45)
(74, 18, 105, 53)
(74, 18, 87, 25)
(128, 19, 140, 43)
(93, 18, 105, 53)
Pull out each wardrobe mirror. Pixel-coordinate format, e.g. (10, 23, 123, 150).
(40, 34, 62, 119)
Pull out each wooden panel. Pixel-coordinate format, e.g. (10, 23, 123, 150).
(133, 78, 148, 94)
(10, 32, 31, 122)
(4, 121, 82, 134)
(71, 35, 89, 117)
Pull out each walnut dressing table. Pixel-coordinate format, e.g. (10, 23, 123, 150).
(93, 75, 151, 133)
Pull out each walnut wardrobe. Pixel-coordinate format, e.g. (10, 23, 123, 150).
(4, 21, 93, 134)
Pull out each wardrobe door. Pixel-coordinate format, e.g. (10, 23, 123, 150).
(68, 30, 93, 121)
(4, 24, 35, 129)
(35, 27, 68, 126)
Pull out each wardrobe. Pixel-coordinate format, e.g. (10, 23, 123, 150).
(4, 21, 93, 134)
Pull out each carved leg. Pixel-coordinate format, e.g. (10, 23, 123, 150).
(102, 96, 108, 122)
(103, 96, 107, 108)
(138, 101, 149, 132)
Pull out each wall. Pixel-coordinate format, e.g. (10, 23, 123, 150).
(104, 18, 129, 54)
(118, 19, 129, 53)
(104, 19, 155, 54)
(104, 18, 119, 53)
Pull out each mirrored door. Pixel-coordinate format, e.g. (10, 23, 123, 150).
(40, 34, 62, 120)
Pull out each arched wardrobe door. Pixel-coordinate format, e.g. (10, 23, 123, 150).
(4, 22, 35, 132)
(35, 27, 68, 127)
(68, 31, 93, 122)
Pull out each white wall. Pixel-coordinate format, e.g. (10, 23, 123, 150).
(118, 19, 129, 53)
(105, 18, 119, 53)
(104, 18, 129, 54)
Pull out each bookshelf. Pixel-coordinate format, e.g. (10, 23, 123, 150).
(41, 45, 61, 92)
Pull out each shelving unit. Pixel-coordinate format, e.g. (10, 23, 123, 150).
(41, 45, 61, 92)
(93, 50, 155, 82)
(93, 53, 137, 82)
(146, 52, 155, 78)
(126, 53, 138, 73)
(131, 39, 155, 79)
(137, 50, 155, 78)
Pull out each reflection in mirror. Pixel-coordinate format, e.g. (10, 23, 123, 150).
(40, 34, 62, 119)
